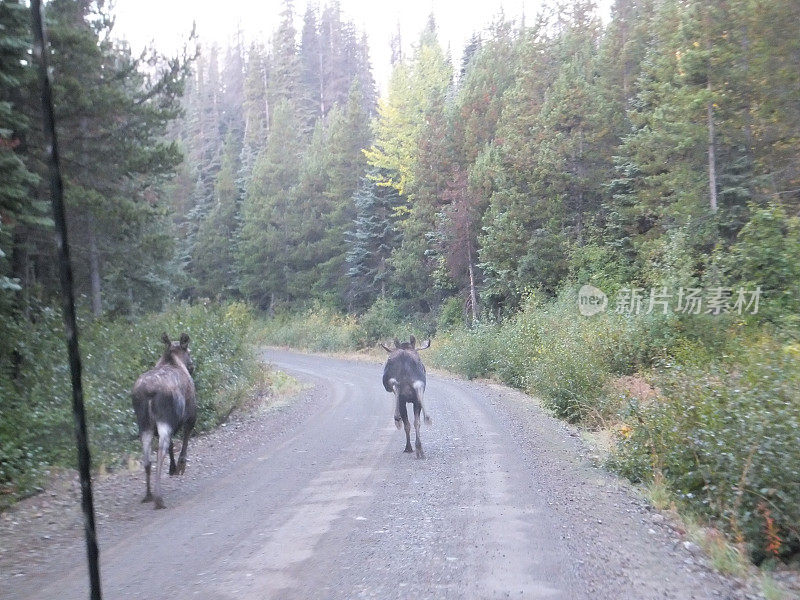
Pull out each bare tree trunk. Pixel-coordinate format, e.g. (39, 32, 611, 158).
(88, 220, 102, 316)
(467, 244, 478, 324)
(702, 5, 718, 214)
(80, 115, 102, 315)
(263, 68, 270, 133)
(318, 43, 325, 115)
(707, 80, 718, 213)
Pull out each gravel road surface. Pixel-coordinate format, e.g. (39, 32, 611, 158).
(0, 349, 748, 599)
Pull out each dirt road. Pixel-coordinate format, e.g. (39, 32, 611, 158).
(1, 349, 743, 599)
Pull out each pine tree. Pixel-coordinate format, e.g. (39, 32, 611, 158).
(346, 168, 401, 309)
(238, 100, 305, 307)
(269, 0, 303, 110)
(0, 0, 41, 307)
(193, 132, 242, 298)
(19, 0, 191, 314)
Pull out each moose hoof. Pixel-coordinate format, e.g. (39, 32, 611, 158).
(176, 460, 186, 475)
(168, 464, 177, 476)
(394, 417, 402, 430)
(403, 446, 413, 453)
(154, 498, 166, 510)
(416, 449, 425, 459)
(141, 493, 153, 503)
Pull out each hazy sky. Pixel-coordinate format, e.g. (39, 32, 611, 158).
(112, 0, 612, 95)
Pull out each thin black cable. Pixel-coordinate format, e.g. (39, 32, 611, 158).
(30, 2, 102, 598)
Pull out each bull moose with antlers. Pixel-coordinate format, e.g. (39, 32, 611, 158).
(132, 332, 197, 509)
(381, 336, 431, 458)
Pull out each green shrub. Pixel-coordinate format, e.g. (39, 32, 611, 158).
(432, 289, 678, 422)
(259, 304, 361, 352)
(437, 296, 466, 332)
(358, 297, 402, 346)
(611, 337, 800, 562)
(431, 321, 498, 380)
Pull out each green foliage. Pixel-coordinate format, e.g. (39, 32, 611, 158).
(0, 0, 43, 306)
(259, 305, 362, 352)
(430, 321, 498, 381)
(724, 204, 800, 321)
(437, 296, 465, 332)
(358, 297, 402, 346)
(432, 290, 678, 421)
(611, 337, 800, 562)
(0, 302, 258, 506)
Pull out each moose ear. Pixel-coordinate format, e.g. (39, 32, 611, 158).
(393, 338, 400, 348)
(409, 335, 416, 348)
(179, 333, 190, 349)
(161, 332, 171, 346)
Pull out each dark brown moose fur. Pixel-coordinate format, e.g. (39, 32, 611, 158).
(381, 336, 431, 458)
(132, 332, 196, 509)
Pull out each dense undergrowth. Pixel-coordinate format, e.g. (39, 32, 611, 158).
(432, 291, 800, 564)
(260, 291, 799, 564)
(259, 298, 432, 352)
(0, 301, 261, 508)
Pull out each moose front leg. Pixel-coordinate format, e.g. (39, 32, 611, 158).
(413, 403, 424, 459)
(168, 440, 177, 475)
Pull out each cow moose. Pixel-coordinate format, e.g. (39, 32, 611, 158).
(381, 336, 431, 458)
(132, 332, 197, 509)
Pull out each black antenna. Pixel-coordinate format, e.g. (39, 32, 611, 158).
(30, 1, 102, 598)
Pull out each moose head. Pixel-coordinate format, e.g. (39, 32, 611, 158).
(161, 332, 194, 375)
(380, 335, 431, 353)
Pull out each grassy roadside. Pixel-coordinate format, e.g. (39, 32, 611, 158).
(0, 301, 275, 509)
(256, 294, 800, 594)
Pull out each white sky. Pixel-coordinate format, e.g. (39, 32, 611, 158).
(112, 0, 612, 96)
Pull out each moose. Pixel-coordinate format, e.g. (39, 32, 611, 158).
(381, 336, 431, 458)
(132, 332, 197, 509)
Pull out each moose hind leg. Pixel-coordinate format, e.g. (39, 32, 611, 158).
(153, 422, 171, 509)
(168, 440, 177, 476)
(140, 430, 153, 502)
(413, 403, 424, 459)
(400, 402, 412, 453)
(390, 379, 402, 429)
(176, 419, 194, 475)
(413, 381, 431, 425)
